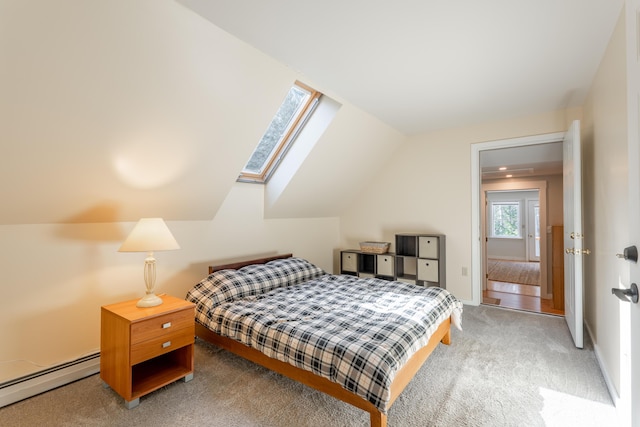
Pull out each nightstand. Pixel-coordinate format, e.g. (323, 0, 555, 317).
(100, 294, 195, 408)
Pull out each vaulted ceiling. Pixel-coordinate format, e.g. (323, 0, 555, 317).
(0, 1, 404, 224)
(0, 1, 624, 224)
(178, 0, 624, 134)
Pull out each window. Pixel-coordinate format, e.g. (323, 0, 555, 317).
(491, 201, 521, 238)
(238, 81, 321, 183)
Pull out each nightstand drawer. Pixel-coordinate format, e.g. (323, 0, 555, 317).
(131, 309, 193, 345)
(130, 326, 194, 365)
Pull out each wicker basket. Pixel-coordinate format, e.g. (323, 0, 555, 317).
(359, 241, 390, 254)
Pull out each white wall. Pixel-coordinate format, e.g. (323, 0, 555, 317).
(485, 190, 538, 261)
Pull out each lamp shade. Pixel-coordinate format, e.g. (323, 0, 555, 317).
(118, 218, 180, 252)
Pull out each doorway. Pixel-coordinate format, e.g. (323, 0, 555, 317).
(471, 133, 565, 315)
(484, 189, 544, 311)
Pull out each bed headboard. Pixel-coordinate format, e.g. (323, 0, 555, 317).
(208, 254, 293, 274)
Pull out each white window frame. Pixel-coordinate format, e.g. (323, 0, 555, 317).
(490, 200, 522, 239)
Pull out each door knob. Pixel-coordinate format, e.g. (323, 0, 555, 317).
(565, 248, 590, 255)
(611, 283, 639, 303)
(616, 245, 638, 263)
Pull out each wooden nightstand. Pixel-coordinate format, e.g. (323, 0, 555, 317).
(100, 294, 195, 408)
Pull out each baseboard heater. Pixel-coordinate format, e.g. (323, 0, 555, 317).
(0, 353, 100, 408)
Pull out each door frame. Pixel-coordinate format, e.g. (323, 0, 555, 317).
(527, 198, 541, 262)
(482, 183, 548, 296)
(471, 131, 564, 305)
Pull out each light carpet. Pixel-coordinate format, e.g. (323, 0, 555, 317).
(0, 305, 617, 427)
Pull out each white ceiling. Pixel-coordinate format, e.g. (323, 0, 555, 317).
(178, 0, 623, 135)
(481, 142, 564, 180)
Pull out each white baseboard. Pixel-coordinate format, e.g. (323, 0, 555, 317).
(0, 353, 100, 408)
(584, 322, 621, 415)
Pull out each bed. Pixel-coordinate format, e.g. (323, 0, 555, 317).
(186, 254, 462, 427)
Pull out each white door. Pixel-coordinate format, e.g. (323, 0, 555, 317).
(563, 120, 584, 349)
(527, 199, 540, 262)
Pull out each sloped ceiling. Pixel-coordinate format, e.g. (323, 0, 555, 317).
(0, 1, 624, 224)
(1, 1, 293, 224)
(177, 0, 624, 134)
(1, 0, 404, 224)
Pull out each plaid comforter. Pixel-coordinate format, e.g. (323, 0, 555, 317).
(187, 259, 462, 413)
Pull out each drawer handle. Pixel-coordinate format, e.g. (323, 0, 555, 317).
(162, 341, 172, 349)
(162, 322, 172, 329)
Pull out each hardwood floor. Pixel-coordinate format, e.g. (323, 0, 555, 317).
(483, 280, 564, 316)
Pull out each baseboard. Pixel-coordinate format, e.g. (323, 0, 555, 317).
(584, 321, 620, 408)
(0, 353, 100, 408)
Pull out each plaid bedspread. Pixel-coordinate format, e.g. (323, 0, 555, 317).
(188, 264, 462, 413)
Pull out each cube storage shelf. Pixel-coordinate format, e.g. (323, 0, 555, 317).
(340, 233, 446, 288)
(341, 251, 395, 280)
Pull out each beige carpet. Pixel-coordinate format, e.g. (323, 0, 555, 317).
(488, 259, 540, 286)
(0, 305, 616, 427)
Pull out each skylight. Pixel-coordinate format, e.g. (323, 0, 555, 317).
(239, 81, 321, 183)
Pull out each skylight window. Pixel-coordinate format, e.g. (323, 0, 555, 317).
(239, 81, 321, 183)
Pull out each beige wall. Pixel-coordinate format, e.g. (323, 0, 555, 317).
(0, 0, 297, 224)
(0, 1, 631, 411)
(0, 0, 395, 384)
(582, 8, 629, 400)
(339, 109, 580, 302)
(0, 184, 339, 382)
(0, 0, 405, 226)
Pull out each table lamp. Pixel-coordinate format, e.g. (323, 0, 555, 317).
(119, 218, 180, 307)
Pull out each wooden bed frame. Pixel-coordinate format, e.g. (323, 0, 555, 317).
(196, 254, 452, 427)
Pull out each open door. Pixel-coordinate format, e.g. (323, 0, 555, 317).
(527, 199, 540, 262)
(563, 120, 584, 348)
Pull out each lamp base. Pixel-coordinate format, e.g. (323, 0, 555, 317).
(136, 293, 163, 308)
